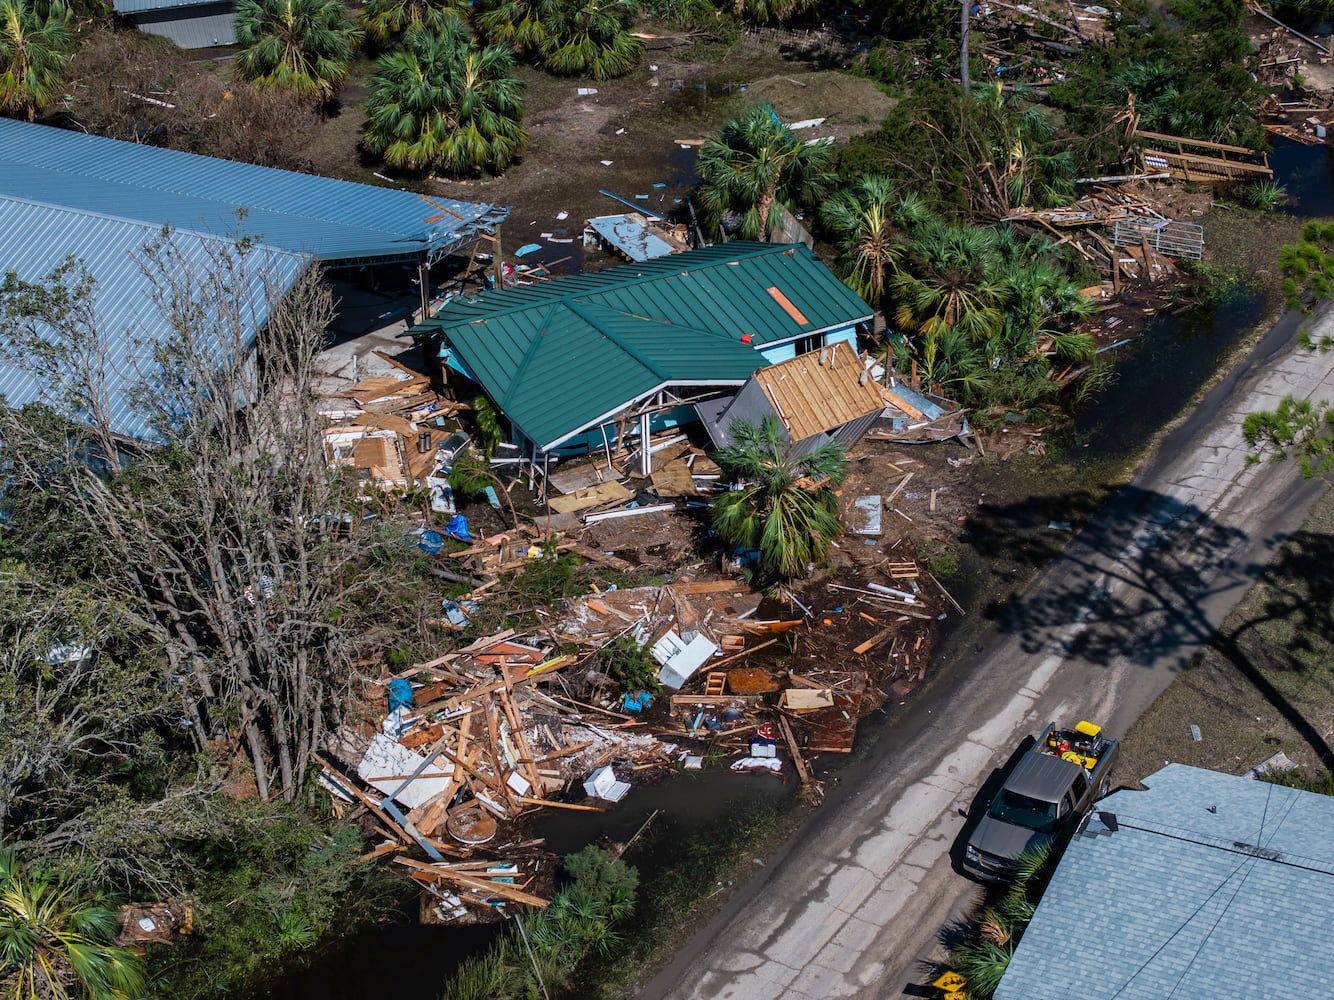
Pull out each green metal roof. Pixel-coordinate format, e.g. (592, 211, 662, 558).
(412, 243, 872, 449)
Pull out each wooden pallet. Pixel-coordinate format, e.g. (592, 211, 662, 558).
(703, 672, 727, 696)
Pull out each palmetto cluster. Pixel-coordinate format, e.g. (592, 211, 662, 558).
(363, 17, 528, 175)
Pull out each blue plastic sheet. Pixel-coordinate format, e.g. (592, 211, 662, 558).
(445, 514, 472, 541)
(387, 678, 414, 713)
(413, 530, 444, 555)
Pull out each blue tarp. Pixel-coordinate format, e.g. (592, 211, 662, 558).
(387, 678, 414, 713)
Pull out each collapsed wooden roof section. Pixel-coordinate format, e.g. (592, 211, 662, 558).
(750, 342, 884, 443)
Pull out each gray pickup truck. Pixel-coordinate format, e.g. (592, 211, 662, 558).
(963, 721, 1118, 882)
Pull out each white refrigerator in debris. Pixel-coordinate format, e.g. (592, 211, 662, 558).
(650, 629, 718, 690)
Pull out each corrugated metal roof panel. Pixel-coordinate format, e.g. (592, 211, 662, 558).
(0, 195, 308, 443)
(416, 243, 871, 447)
(113, 0, 222, 13)
(0, 120, 506, 263)
(130, 9, 236, 47)
(585, 214, 681, 262)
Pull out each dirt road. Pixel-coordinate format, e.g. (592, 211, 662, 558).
(636, 306, 1334, 1000)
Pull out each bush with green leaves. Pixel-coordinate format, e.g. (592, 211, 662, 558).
(948, 843, 1053, 998)
(0, 850, 146, 1000)
(1278, 220, 1334, 311)
(363, 19, 528, 175)
(697, 103, 834, 242)
(599, 635, 660, 694)
(711, 416, 847, 580)
(157, 806, 392, 997)
(474, 0, 643, 79)
(441, 847, 638, 1000)
(359, 0, 467, 46)
(234, 0, 362, 102)
(1046, 0, 1264, 171)
(0, 0, 72, 123)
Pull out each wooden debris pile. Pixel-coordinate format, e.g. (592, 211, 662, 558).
(316, 626, 683, 922)
(542, 431, 723, 521)
(1005, 185, 1202, 289)
(867, 371, 971, 445)
(319, 354, 468, 492)
(1261, 94, 1334, 146)
(1004, 187, 1166, 231)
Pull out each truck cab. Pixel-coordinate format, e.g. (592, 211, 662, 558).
(963, 721, 1116, 883)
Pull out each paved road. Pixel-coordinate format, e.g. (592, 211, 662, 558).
(638, 307, 1334, 1000)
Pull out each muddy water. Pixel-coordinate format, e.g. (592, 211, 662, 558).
(1271, 137, 1334, 218)
(1067, 287, 1270, 455)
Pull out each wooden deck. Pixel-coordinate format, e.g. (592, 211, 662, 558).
(1134, 130, 1273, 183)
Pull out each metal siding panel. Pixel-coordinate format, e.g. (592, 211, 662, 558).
(134, 11, 236, 47)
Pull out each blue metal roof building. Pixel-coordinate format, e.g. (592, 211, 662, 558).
(995, 763, 1334, 1000)
(0, 196, 309, 443)
(0, 121, 507, 442)
(0, 120, 507, 265)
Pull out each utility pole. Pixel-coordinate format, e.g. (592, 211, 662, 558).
(960, 0, 972, 91)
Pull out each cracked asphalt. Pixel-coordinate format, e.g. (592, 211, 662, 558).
(637, 305, 1334, 1000)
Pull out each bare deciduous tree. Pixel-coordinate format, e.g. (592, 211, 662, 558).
(0, 234, 373, 803)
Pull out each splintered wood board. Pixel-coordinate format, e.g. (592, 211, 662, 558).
(547, 480, 633, 514)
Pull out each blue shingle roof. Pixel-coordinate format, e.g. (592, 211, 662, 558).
(0, 120, 507, 264)
(0, 195, 308, 443)
(995, 764, 1334, 1000)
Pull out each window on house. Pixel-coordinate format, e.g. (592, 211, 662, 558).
(794, 333, 823, 356)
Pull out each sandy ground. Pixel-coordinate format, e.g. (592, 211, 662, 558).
(425, 42, 894, 274)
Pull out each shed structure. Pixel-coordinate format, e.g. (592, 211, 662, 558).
(995, 763, 1334, 1000)
(700, 340, 883, 457)
(112, 0, 236, 48)
(406, 242, 873, 477)
(0, 121, 507, 443)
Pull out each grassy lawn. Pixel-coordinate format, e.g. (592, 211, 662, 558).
(1118, 483, 1334, 784)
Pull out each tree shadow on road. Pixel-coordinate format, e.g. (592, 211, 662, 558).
(962, 484, 1334, 766)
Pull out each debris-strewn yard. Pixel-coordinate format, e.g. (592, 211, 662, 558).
(309, 348, 997, 922)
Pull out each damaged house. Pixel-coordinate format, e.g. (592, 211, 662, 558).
(406, 242, 875, 481)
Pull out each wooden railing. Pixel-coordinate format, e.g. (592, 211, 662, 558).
(1133, 130, 1273, 182)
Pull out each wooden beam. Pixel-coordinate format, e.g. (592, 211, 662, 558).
(779, 716, 812, 786)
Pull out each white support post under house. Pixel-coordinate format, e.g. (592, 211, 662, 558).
(639, 412, 651, 477)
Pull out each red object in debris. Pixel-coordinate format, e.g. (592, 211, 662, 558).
(740, 333, 753, 344)
(755, 723, 776, 741)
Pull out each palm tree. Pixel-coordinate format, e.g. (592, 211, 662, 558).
(473, 0, 547, 54)
(0, 852, 145, 1000)
(892, 220, 1006, 343)
(475, 0, 642, 80)
(0, 0, 71, 123)
(537, 0, 642, 79)
(363, 20, 528, 175)
(234, 0, 362, 103)
(821, 174, 931, 309)
(697, 104, 833, 242)
(711, 416, 847, 580)
(731, 0, 816, 23)
(359, 0, 466, 46)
